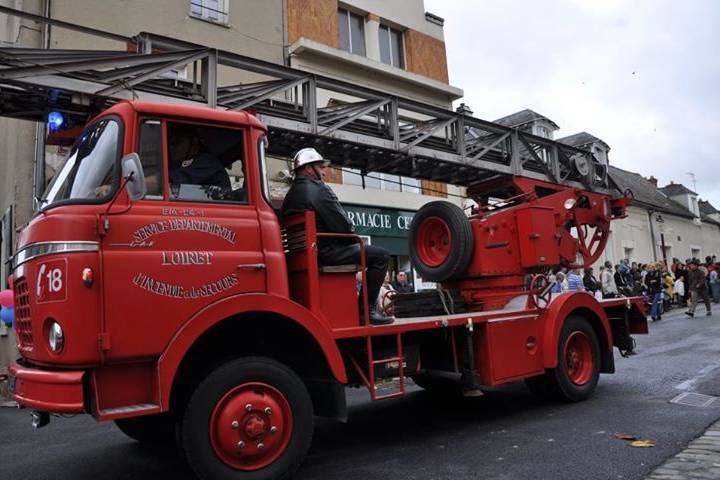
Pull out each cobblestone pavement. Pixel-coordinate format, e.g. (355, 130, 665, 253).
(646, 419, 720, 479)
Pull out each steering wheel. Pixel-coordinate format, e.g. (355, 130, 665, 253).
(381, 290, 397, 316)
(529, 274, 553, 309)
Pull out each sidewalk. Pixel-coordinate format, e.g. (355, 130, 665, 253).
(646, 419, 720, 479)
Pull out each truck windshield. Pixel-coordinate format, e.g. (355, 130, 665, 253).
(41, 118, 121, 209)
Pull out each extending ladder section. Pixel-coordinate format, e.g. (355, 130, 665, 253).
(0, 6, 615, 195)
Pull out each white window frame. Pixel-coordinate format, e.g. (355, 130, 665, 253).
(338, 8, 366, 56)
(190, 0, 229, 25)
(378, 24, 405, 69)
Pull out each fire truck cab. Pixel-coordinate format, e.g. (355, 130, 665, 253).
(8, 101, 648, 480)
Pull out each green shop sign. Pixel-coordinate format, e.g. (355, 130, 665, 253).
(342, 204, 415, 238)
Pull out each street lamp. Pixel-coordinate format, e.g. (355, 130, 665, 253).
(655, 214, 667, 266)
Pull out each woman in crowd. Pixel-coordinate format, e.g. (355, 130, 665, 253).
(567, 268, 584, 292)
(645, 263, 664, 321)
(583, 267, 599, 294)
(663, 267, 674, 311)
(551, 272, 567, 293)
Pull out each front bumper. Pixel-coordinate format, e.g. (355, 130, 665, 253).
(9, 362, 86, 413)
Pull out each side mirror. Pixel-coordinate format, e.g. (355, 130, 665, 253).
(121, 153, 147, 201)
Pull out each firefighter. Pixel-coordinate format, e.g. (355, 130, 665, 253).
(168, 125, 231, 189)
(281, 147, 393, 325)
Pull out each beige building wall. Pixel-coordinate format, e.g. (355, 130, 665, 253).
(49, 0, 284, 86)
(49, 0, 284, 60)
(603, 206, 655, 265)
(654, 216, 720, 262)
(602, 205, 720, 267)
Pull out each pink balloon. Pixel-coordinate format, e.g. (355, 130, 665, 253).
(0, 289, 13, 308)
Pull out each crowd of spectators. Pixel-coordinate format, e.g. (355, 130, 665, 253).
(543, 256, 720, 322)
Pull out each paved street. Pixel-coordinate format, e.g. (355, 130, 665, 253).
(2, 308, 720, 480)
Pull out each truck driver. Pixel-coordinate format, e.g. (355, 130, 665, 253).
(281, 147, 394, 325)
(168, 124, 231, 189)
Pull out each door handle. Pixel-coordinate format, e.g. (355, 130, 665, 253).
(237, 263, 266, 270)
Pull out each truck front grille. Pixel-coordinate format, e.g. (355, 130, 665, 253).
(14, 277, 33, 351)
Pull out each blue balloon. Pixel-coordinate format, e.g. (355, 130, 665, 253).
(1, 306, 13, 328)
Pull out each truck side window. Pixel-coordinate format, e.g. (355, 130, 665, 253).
(138, 120, 163, 199)
(167, 122, 247, 204)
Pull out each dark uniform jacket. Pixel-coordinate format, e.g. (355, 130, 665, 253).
(281, 176, 354, 252)
(583, 273, 599, 292)
(644, 271, 662, 295)
(170, 152, 230, 188)
(687, 268, 708, 292)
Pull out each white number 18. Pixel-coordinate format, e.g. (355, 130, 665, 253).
(46, 268, 63, 293)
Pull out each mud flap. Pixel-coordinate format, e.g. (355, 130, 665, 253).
(305, 378, 347, 422)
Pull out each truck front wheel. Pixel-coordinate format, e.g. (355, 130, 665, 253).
(181, 357, 313, 480)
(526, 315, 600, 402)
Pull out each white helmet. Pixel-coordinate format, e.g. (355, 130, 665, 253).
(292, 147, 328, 171)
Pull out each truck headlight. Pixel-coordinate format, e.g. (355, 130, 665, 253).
(48, 321, 64, 353)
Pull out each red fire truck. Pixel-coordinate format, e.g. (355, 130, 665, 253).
(8, 101, 646, 480)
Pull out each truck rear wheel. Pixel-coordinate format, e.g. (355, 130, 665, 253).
(409, 201, 474, 282)
(525, 315, 600, 402)
(181, 357, 313, 480)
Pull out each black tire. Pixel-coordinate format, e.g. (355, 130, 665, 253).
(409, 201, 474, 282)
(114, 413, 177, 445)
(525, 315, 600, 402)
(411, 373, 462, 396)
(181, 357, 313, 480)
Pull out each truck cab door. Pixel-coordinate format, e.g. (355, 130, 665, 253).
(101, 119, 265, 360)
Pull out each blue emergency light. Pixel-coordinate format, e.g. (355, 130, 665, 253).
(47, 111, 64, 132)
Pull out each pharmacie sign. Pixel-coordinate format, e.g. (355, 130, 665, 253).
(343, 204, 415, 238)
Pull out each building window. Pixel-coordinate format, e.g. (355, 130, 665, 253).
(536, 125, 551, 139)
(338, 8, 366, 56)
(691, 196, 699, 216)
(401, 177, 420, 194)
(190, 0, 228, 24)
(379, 24, 404, 68)
(137, 120, 164, 199)
(344, 168, 378, 188)
(343, 169, 419, 193)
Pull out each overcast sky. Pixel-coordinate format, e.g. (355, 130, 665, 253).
(425, 0, 720, 205)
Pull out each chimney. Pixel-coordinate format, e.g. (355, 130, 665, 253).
(647, 176, 658, 187)
(456, 103, 473, 116)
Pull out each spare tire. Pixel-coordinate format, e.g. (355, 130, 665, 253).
(409, 201, 474, 282)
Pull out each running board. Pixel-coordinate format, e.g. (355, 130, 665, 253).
(97, 403, 161, 420)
